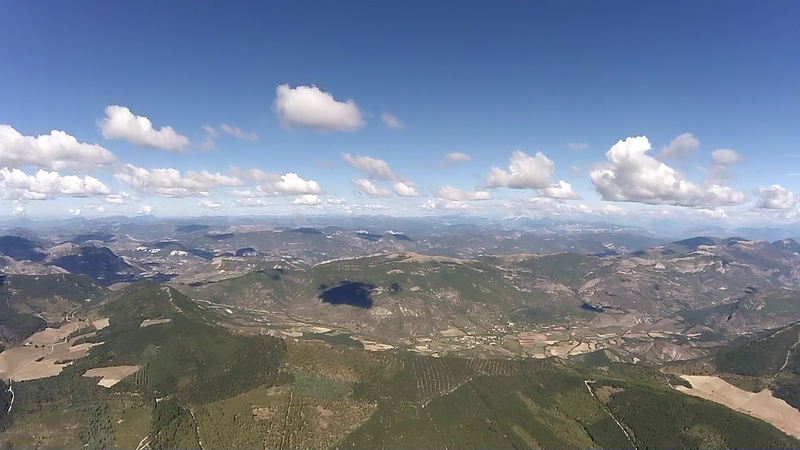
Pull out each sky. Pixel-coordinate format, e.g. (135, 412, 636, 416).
(0, 1, 799, 223)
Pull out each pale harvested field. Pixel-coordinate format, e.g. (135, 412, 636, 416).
(83, 366, 140, 388)
(440, 327, 466, 337)
(69, 342, 102, 354)
(13, 361, 69, 381)
(4, 341, 105, 382)
(0, 346, 51, 381)
(308, 326, 332, 334)
(1, 324, 78, 381)
(0, 323, 105, 382)
(677, 375, 800, 438)
(26, 323, 79, 345)
(401, 252, 469, 264)
(43, 339, 99, 362)
(92, 317, 110, 330)
(353, 338, 394, 351)
(140, 318, 171, 327)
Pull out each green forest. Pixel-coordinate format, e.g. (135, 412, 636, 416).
(1, 281, 799, 449)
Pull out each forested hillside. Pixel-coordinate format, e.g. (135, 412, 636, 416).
(2, 281, 798, 449)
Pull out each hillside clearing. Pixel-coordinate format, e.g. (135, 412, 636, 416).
(0, 346, 51, 381)
(26, 322, 79, 345)
(0, 323, 91, 381)
(12, 360, 69, 381)
(83, 365, 140, 387)
(141, 318, 172, 327)
(92, 317, 110, 330)
(676, 375, 800, 438)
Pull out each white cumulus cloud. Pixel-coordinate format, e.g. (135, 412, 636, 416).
(539, 180, 581, 200)
(381, 113, 403, 129)
(754, 185, 796, 210)
(355, 203, 389, 210)
(259, 173, 323, 196)
(510, 197, 592, 215)
(353, 179, 390, 197)
(225, 189, 260, 198)
(437, 152, 471, 168)
(485, 150, 554, 189)
(0, 169, 113, 200)
(114, 165, 243, 197)
(342, 153, 398, 180)
(10, 206, 26, 216)
(393, 181, 419, 197)
(98, 105, 190, 153)
(233, 198, 271, 207)
(711, 148, 743, 166)
(293, 194, 321, 205)
(274, 85, 364, 132)
(421, 199, 472, 210)
(435, 186, 491, 201)
(590, 136, 748, 207)
(105, 192, 137, 204)
(698, 208, 727, 220)
(603, 205, 625, 215)
(136, 205, 153, 215)
(657, 133, 700, 160)
(0, 124, 118, 171)
(198, 200, 222, 209)
(229, 167, 281, 183)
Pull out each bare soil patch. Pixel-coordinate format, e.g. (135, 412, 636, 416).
(83, 366, 140, 388)
(595, 385, 624, 404)
(13, 360, 69, 381)
(352, 337, 394, 351)
(92, 317, 110, 330)
(677, 375, 800, 438)
(315, 405, 334, 428)
(252, 405, 278, 420)
(440, 327, 466, 337)
(140, 318, 171, 328)
(0, 346, 51, 381)
(26, 323, 78, 345)
(400, 252, 469, 264)
(0, 323, 93, 381)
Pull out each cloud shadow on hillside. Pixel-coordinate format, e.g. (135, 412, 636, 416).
(318, 281, 375, 309)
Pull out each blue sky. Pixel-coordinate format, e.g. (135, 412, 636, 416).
(0, 1, 798, 222)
